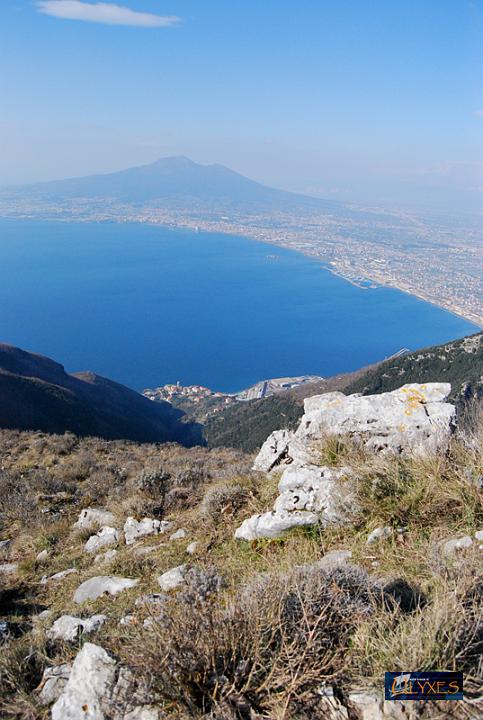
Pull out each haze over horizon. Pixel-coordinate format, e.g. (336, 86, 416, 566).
(1, 1, 483, 212)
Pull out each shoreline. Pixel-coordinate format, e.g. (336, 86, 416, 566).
(1, 212, 481, 329)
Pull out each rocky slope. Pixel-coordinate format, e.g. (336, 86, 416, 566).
(0, 344, 201, 445)
(0, 382, 481, 719)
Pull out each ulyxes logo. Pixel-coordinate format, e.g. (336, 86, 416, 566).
(385, 672, 463, 701)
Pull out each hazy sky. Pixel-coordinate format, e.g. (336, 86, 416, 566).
(1, 1, 482, 211)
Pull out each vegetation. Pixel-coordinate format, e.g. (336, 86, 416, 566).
(0, 409, 481, 718)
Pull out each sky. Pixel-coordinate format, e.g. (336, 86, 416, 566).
(1, 0, 482, 211)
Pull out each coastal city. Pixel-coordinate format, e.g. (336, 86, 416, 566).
(2, 194, 481, 328)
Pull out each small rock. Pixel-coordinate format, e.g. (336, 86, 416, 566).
(0, 620, 9, 641)
(157, 565, 187, 591)
(94, 549, 118, 564)
(135, 593, 168, 608)
(132, 545, 157, 557)
(309, 550, 352, 570)
(186, 541, 200, 555)
(73, 507, 116, 531)
(32, 609, 53, 623)
(475, 529, 483, 542)
(170, 528, 187, 541)
(119, 614, 137, 626)
(84, 526, 119, 554)
(73, 576, 139, 604)
(36, 549, 50, 562)
(367, 527, 393, 545)
(40, 568, 78, 585)
(47, 614, 107, 642)
(38, 663, 71, 705)
(0, 539, 11, 552)
(442, 535, 473, 557)
(124, 517, 172, 546)
(0, 562, 18, 575)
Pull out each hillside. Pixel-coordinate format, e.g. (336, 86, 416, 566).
(0, 344, 201, 445)
(345, 331, 483, 402)
(204, 332, 483, 451)
(0, 384, 481, 719)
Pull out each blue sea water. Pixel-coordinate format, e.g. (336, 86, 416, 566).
(0, 219, 478, 392)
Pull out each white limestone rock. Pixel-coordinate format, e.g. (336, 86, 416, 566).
(367, 527, 393, 545)
(40, 568, 78, 585)
(85, 527, 119, 554)
(157, 564, 187, 591)
(308, 550, 352, 570)
(0, 562, 18, 575)
(38, 663, 71, 705)
(94, 549, 118, 565)
(124, 517, 172, 545)
(36, 549, 50, 563)
(0, 539, 11, 552)
(170, 528, 187, 541)
(48, 614, 107, 642)
(442, 535, 473, 557)
(73, 576, 139, 604)
(296, 384, 454, 456)
(234, 510, 319, 541)
(51, 643, 117, 720)
(475, 529, 483, 542)
(186, 541, 200, 555)
(73, 508, 116, 532)
(252, 429, 295, 472)
(275, 463, 352, 525)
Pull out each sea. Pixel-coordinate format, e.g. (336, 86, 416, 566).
(0, 219, 478, 393)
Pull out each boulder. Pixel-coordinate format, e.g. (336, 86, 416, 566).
(84, 527, 119, 554)
(157, 564, 187, 591)
(235, 510, 319, 541)
(238, 383, 455, 541)
(47, 614, 107, 642)
(38, 663, 71, 705)
(73, 508, 116, 531)
(296, 384, 454, 456)
(73, 576, 139, 604)
(51, 643, 117, 720)
(124, 517, 172, 545)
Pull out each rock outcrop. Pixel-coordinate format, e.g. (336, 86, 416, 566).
(236, 384, 456, 540)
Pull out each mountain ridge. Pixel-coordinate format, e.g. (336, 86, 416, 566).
(0, 344, 201, 445)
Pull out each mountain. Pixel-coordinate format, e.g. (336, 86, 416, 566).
(3, 156, 347, 214)
(0, 344, 201, 445)
(204, 332, 483, 451)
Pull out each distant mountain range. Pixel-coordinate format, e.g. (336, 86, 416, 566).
(2, 156, 350, 214)
(0, 344, 201, 445)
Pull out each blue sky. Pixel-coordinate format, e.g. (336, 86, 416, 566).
(1, 1, 482, 210)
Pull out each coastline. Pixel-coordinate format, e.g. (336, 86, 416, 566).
(1, 212, 481, 329)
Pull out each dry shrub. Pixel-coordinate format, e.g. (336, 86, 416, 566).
(125, 564, 377, 718)
(200, 484, 249, 526)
